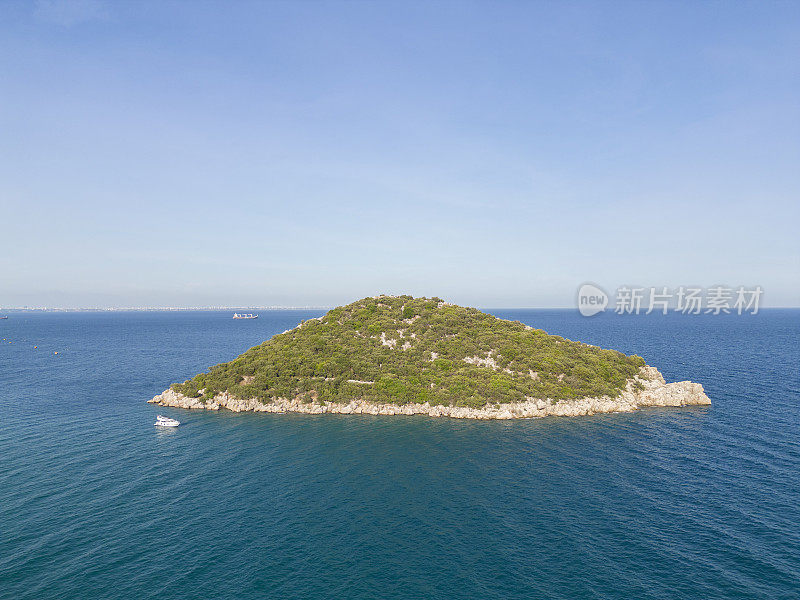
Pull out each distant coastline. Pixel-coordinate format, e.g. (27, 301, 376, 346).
(5, 306, 797, 313)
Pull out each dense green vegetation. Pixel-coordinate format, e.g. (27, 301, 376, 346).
(173, 295, 646, 408)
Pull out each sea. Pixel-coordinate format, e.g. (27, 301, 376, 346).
(1, 309, 798, 600)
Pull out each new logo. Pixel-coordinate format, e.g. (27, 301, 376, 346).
(577, 283, 608, 317)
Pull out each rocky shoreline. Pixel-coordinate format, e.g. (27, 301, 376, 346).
(148, 366, 710, 420)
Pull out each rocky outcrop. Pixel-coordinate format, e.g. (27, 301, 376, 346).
(148, 365, 710, 420)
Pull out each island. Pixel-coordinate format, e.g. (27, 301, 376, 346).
(149, 295, 710, 419)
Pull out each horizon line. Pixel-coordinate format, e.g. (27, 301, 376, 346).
(2, 306, 799, 312)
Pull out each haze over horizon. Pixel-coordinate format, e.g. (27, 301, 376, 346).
(2, 1, 798, 309)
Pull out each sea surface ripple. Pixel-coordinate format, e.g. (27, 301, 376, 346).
(1, 309, 798, 599)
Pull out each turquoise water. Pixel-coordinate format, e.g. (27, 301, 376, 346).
(1, 310, 799, 599)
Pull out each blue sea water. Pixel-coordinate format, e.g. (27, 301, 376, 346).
(1, 309, 799, 600)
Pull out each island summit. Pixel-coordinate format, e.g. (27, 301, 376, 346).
(150, 295, 710, 419)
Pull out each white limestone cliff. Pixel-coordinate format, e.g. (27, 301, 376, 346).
(148, 365, 710, 420)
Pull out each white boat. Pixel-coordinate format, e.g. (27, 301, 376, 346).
(233, 313, 258, 319)
(155, 415, 180, 427)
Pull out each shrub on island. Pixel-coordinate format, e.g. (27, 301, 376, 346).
(171, 295, 646, 408)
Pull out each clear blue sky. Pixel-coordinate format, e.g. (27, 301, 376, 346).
(1, 1, 798, 308)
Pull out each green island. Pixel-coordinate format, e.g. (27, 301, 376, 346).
(171, 295, 647, 408)
(151, 295, 710, 418)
